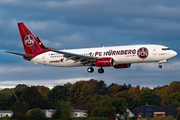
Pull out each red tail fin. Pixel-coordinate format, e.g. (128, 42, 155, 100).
(18, 22, 47, 60)
(18, 22, 47, 54)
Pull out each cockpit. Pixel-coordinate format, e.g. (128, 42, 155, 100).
(162, 48, 170, 51)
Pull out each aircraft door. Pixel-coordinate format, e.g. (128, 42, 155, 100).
(167, 49, 170, 55)
(153, 47, 157, 55)
(42, 54, 46, 64)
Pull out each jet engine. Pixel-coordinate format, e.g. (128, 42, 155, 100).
(96, 58, 114, 67)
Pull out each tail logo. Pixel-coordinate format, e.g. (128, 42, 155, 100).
(24, 34, 35, 47)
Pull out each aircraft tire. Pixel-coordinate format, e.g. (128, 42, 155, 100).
(87, 67, 94, 73)
(158, 64, 162, 69)
(98, 67, 104, 74)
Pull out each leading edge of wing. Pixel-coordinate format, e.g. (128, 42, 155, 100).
(45, 47, 97, 62)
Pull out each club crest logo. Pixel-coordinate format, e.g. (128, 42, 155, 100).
(24, 34, 35, 47)
(137, 47, 148, 59)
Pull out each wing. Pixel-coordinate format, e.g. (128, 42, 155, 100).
(45, 48, 97, 66)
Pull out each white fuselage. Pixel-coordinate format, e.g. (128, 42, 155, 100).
(31, 44, 177, 67)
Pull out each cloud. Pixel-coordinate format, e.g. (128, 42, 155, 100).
(0, 0, 19, 3)
(129, 60, 180, 72)
(0, 65, 42, 74)
(163, 61, 180, 70)
(41, 40, 61, 48)
(1, 0, 180, 47)
(0, 77, 92, 89)
(0, 39, 21, 47)
(57, 33, 87, 43)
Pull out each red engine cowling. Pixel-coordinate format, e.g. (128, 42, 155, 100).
(96, 58, 114, 67)
(113, 64, 131, 69)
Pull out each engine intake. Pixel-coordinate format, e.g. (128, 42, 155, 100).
(96, 58, 114, 67)
(113, 64, 131, 69)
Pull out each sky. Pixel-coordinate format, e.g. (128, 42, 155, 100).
(0, 0, 180, 89)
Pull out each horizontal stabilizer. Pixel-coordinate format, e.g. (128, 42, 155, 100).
(5, 51, 34, 57)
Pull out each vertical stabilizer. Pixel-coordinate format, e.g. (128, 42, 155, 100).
(17, 22, 47, 60)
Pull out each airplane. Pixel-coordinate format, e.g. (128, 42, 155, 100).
(5, 22, 177, 74)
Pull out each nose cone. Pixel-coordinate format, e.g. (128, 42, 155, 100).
(171, 50, 177, 58)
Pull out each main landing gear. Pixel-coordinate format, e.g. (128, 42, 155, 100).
(87, 67, 94, 73)
(87, 67, 104, 74)
(98, 67, 104, 74)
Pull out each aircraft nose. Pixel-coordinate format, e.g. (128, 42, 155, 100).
(171, 50, 177, 58)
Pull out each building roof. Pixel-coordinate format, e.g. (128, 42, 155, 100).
(0, 110, 13, 113)
(72, 110, 87, 112)
(132, 105, 178, 118)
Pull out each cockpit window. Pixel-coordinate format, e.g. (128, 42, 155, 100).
(162, 48, 170, 50)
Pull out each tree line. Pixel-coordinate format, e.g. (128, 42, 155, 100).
(0, 79, 180, 119)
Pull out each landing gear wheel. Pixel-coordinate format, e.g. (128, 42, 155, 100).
(98, 67, 104, 74)
(87, 67, 94, 73)
(158, 64, 162, 69)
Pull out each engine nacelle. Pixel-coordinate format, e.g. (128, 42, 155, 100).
(96, 58, 114, 67)
(113, 64, 131, 69)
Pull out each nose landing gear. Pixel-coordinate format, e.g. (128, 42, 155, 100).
(158, 60, 168, 69)
(158, 64, 162, 69)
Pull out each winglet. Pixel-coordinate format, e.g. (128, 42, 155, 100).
(36, 36, 46, 49)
